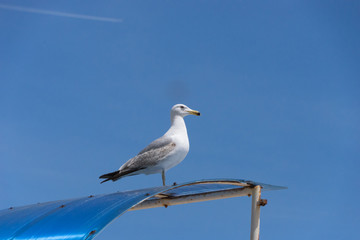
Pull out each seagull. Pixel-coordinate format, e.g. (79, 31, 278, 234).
(99, 104, 200, 186)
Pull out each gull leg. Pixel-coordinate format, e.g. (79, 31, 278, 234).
(162, 170, 166, 186)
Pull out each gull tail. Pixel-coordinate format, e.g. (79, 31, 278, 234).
(99, 168, 142, 184)
(99, 170, 121, 184)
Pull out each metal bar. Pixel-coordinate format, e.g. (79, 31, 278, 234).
(129, 187, 253, 211)
(250, 185, 261, 240)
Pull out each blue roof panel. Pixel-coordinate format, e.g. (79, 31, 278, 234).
(0, 179, 286, 240)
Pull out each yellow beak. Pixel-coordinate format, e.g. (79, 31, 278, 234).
(187, 110, 201, 116)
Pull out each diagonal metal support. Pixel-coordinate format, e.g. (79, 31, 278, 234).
(130, 187, 253, 211)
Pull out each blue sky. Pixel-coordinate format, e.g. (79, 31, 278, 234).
(0, 0, 359, 239)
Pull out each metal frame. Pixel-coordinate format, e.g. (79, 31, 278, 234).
(129, 182, 268, 240)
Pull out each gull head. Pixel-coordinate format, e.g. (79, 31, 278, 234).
(171, 104, 200, 118)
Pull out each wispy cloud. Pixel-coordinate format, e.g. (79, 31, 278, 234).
(0, 4, 122, 23)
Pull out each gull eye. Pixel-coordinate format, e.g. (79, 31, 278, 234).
(180, 106, 185, 110)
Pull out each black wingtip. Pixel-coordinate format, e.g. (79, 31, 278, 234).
(99, 170, 120, 184)
(100, 179, 109, 184)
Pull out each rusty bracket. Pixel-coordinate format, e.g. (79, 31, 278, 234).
(258, 199, 267, 206)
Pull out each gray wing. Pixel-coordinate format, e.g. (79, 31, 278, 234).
(138, 135, 173, 155)
(119, 136, 176, 174)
